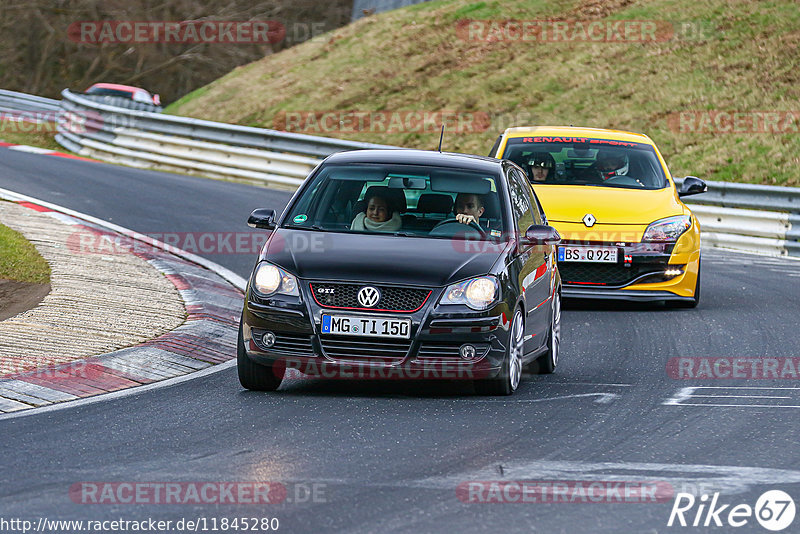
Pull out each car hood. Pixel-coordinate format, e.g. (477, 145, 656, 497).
(262, 229, 508, 287)
(533, 185, 684, 225)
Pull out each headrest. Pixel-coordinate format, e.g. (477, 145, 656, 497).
(417, 193, 454, 214)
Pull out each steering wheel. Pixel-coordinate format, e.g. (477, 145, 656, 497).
(430, 218, 487, 238)
(605, 175, 645, 187)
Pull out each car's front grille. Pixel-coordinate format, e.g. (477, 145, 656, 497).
(252, 330, 314, 356)
(417, 342, 490, 361)
(310, 283, 431, 312)
(319, 335, 411, 363)
(559, 263, 665, 287)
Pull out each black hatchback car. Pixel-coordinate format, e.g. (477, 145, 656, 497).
(239, 149, 562, 395)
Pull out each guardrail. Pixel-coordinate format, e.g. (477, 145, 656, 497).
(673, 178, 800, 258)
(55, 89, 395, 188)
(1, 87, 789, 259)
(0, 89, 60, 115)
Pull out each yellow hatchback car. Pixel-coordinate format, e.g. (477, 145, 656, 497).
(490, 126, 706, 307)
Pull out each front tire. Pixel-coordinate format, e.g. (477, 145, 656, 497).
(237, 319, 284, 391)
(536, 292, 561, 374)
(474, 308, 523, 396)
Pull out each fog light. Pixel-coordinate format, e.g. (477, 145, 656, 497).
(261, 331, 276, 348)
(664, 269, 683, 277)
(460, 344, 476, 360)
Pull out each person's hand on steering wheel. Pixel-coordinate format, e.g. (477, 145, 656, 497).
(455, 213, 478, 225)
(431, 217, 486, 237)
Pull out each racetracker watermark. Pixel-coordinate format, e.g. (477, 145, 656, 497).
(66, 230, 270, 256)
(65, 230, 332, 256)
(456, 480, 674, 503)
(667, 111, 800, 134)
(276, 358, 492, 381)
(456, 19, 715, 43)
(274, 110, 492, 135)
(667, 357, 800, 379)
(68, 21, 285, 44)
(69, 482, 325, 505)
(0, 111, 102, 134)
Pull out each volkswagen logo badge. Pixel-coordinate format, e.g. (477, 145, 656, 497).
(357, 286, 381, 308)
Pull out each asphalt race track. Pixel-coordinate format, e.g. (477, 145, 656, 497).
(1, 147, 799, 533)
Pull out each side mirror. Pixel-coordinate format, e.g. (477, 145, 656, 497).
(678, 176, 707, 197)
(248, 208, 276, 230)
(523, 224, 561, 246)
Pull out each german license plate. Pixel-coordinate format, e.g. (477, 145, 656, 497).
(321, 315, 411, 339)
(558, 246, 618, 263)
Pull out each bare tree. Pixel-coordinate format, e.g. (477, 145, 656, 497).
(0, 0, 352, 102)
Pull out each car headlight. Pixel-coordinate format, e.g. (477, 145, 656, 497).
(440, 276, 499, 310)
(642, 215, 692, 242)
(252, 262, 299, 296)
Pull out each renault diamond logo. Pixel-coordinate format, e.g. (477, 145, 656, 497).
(357, 286, 381, 308)
(582, 213, 597, 227)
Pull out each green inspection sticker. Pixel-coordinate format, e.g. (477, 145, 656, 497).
(293, 214, 308, 223)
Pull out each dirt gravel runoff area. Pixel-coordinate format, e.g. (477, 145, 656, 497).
(0, 279, 50, 321)
(0, 200, 186, 377)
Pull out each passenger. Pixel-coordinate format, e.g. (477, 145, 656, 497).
(350, 192, 402, 232)
(454, 193, 485, 226)
(527, 152, 556, 183)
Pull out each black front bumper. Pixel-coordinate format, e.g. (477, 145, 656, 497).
(243, 283, 510, 380)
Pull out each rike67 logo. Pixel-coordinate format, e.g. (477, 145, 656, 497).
(668, 490, 795, 531)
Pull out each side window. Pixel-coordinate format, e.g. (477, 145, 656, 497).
(506, 169, 535, 233)
(513, 169, 545, 225)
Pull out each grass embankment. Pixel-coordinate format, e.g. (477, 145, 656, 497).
(166, 0, 800, 186)
(0, 129, 61, 152)
(0, 221, 50, 284)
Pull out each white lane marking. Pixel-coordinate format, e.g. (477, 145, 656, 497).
(0, 359, 237, 422)
(550, 382, 633, 387)
(7, 145, 53, 154)
(663, 386, 697, 405)
(664, 386, 800, 408)
(0, 186, 246, 420)
(670, 403, 800, 408)
(0, 186, 247, 290)
(690, 394, 792, 399)
(413, 460, 800, 496)
(473, 392, 620, 404)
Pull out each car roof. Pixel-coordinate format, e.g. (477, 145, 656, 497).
(87, 83, 150, 95)
(324, 149, 506, 174)
(501, 125, 655, 145)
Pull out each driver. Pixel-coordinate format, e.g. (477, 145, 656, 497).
(454, 193, 485, 226)
(592, 150, 629, 180)
(527, 152, 556, 183)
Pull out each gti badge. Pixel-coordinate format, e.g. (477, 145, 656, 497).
(582, 213, 596, 227)
(357, 286, 381, 308)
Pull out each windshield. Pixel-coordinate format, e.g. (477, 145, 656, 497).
(502, 137, 668, 190)
(284, 163, 507, 240)
(86, 87, 134, 98)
